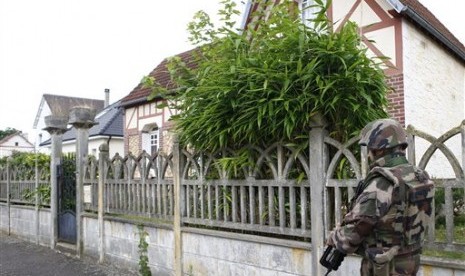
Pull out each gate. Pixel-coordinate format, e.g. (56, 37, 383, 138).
(57, 153, 76, 243)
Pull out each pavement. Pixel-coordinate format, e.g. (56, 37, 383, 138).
(0, 233, 138, 276)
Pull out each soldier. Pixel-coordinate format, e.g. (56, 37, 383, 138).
(326, 119, 434, 275)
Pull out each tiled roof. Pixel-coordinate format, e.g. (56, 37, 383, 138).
(120, 48, 199, 107)
(399, 0, 465, 61)
(0, 133, 15, 145)
(40, 101, 124, 146)
(43, 94, 105, 116)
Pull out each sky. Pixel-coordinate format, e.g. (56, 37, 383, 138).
(0, 0, 245, 141)
(0, 0, 464, 143)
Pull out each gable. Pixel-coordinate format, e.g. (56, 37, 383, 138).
(397, 0, 465, 63)
(330, 0, 402, 73)
(0, 133, 34, 147)
(242, 0, 465, 66)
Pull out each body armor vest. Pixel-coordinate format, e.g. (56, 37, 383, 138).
(365, 164, 434, 249)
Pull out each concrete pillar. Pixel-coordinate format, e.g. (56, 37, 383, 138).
(172, 137, 183, 276)
(69, 107, 97, 258)
(308, 114, 328, 276)
(461, 120, 465, 208)
(35, 150, 40, 245)
(98, 143, 109, 263)
(43, 115, 68, 249)
(6, 157, 11, 235)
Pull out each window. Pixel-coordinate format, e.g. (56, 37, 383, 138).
(150, 128, 159, 155)
(142, 123, 160, 156)
(15, 142, 18, 146)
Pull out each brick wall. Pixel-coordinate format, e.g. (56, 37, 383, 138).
(128, 135, 139, 156)
(386, 73, 405, 126)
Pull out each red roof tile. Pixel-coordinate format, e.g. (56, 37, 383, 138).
(121, 48, 199, 107)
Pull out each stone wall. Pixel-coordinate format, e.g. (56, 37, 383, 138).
(1, 204, 464, 276)
(0, 204, 50, 245)
(82, 216, 175, 276)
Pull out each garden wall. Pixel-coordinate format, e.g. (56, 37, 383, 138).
(1, 204, 464, 276)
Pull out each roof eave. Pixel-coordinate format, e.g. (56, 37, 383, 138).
(120, 97, 149, 108)
(399, 5, 465, 63)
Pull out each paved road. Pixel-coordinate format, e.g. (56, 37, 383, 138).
(0, 233, 137, 276)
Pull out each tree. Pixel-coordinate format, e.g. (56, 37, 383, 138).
(145, 0, 389, 153)
(0, 127, 19, 140)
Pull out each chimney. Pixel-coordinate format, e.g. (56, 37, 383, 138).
(104, 88, 110, 108)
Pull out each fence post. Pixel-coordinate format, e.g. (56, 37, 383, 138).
(98, 143, 109, 263)
(309, 114, 328, 276)
(406, 125, 416, 166)
(172, 136, 183, 276)
(35, 149, 39, 244)
(44, 115, 68, 249)
(6, 157, 11, 235)
(69, 107, 97, 258)
(461, 120, 465, 209)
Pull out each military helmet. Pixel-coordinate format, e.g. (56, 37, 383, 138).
(359, 119, 407, 150)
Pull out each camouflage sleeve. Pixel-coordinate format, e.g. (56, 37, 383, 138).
(327, 177, 394, 254)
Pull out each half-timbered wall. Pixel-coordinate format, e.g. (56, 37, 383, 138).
(124, 101, 177, 156)
(331, 0, 403, 75)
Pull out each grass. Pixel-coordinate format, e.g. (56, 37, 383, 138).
(423, 248, 465, 260)
(422, 225, 465, 260)
(106, 213, 173, 225)
(433, 224, 465, 243)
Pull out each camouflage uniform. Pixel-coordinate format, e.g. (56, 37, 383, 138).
(327, 119, 434, 276)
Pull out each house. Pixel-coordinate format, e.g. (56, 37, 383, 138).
(311, 0, 464, 178)
(33, 91, 109, 153)
(120, 49, 197, 156)
(243, 0, 465, 128)
(39, 100, 125, 157)
(120, 0, 464, 177)
(0, 132, 34, 158)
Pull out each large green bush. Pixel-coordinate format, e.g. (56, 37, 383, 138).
(145, 0, 389, 152)
(0, 151, 50, 168)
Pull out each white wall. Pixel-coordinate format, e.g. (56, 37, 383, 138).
(61, 137, 124, 157)
(34, 103, 52, 147)
(0, 135, 34, 157)
(403, 22, 465, 178)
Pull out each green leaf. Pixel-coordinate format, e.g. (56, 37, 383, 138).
(147, 0, 389, 153)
